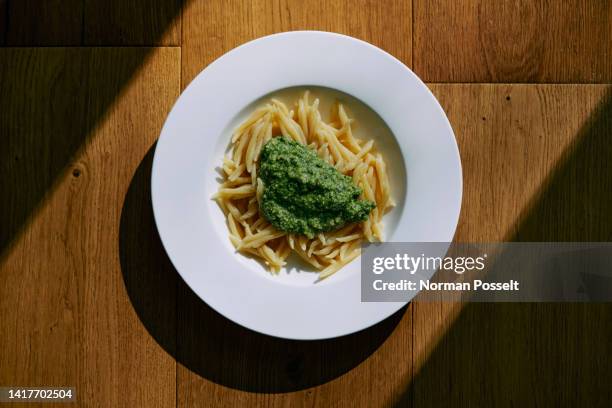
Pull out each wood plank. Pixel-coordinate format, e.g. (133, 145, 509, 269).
(177, 299, 411, 407)
(5, 0, 83, 45)
(431, 84, 600, 243)
(3, 0, 182, 46)
(414, 1, 612, 83)
(83, 0, 182, 46)
(408, 84, 612, 407)
(411, 303, 612, 407)
(1, 48, 89, 254)
(0, 47, 180, 406)
(181, 0, 411, 87)
(0, 0, 7, 45)
(0, 46, 170, 255)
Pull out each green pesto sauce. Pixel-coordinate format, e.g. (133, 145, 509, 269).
(259, 137, 375, 238)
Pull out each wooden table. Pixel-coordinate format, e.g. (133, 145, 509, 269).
(1, 1, 611, 406)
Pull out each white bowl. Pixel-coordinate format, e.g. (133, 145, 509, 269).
(151, 31, 462, 340)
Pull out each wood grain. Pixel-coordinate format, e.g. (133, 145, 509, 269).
(0, 47, 180, 406)
(414, 1, 612, 83)
(5, 0, 83, 45)
(0, 46, 170, 255)
(83, 0, 182, 46)
(2, 0, 182, 46)
(1, 48, 92, 253)
(181, 0, 411, 87)
(0, 0, 7, 45)
(430, 84, 606, 243)
(411, 303, 612, 408)
(407, 84, 612, 407)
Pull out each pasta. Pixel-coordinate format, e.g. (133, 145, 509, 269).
(214, 91, 394, 279)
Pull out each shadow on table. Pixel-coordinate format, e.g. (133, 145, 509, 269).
(392, 89, 612, 407)
(119, 146, 407, 393)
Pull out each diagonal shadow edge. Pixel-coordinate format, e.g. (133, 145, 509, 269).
(391, 87, 612, 407)
(0, 2, 186, 263)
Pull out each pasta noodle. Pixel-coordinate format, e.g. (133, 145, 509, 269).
(214, 91, 394, 278)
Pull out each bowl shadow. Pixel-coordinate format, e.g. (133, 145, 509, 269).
(119, 145, 407, 393)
